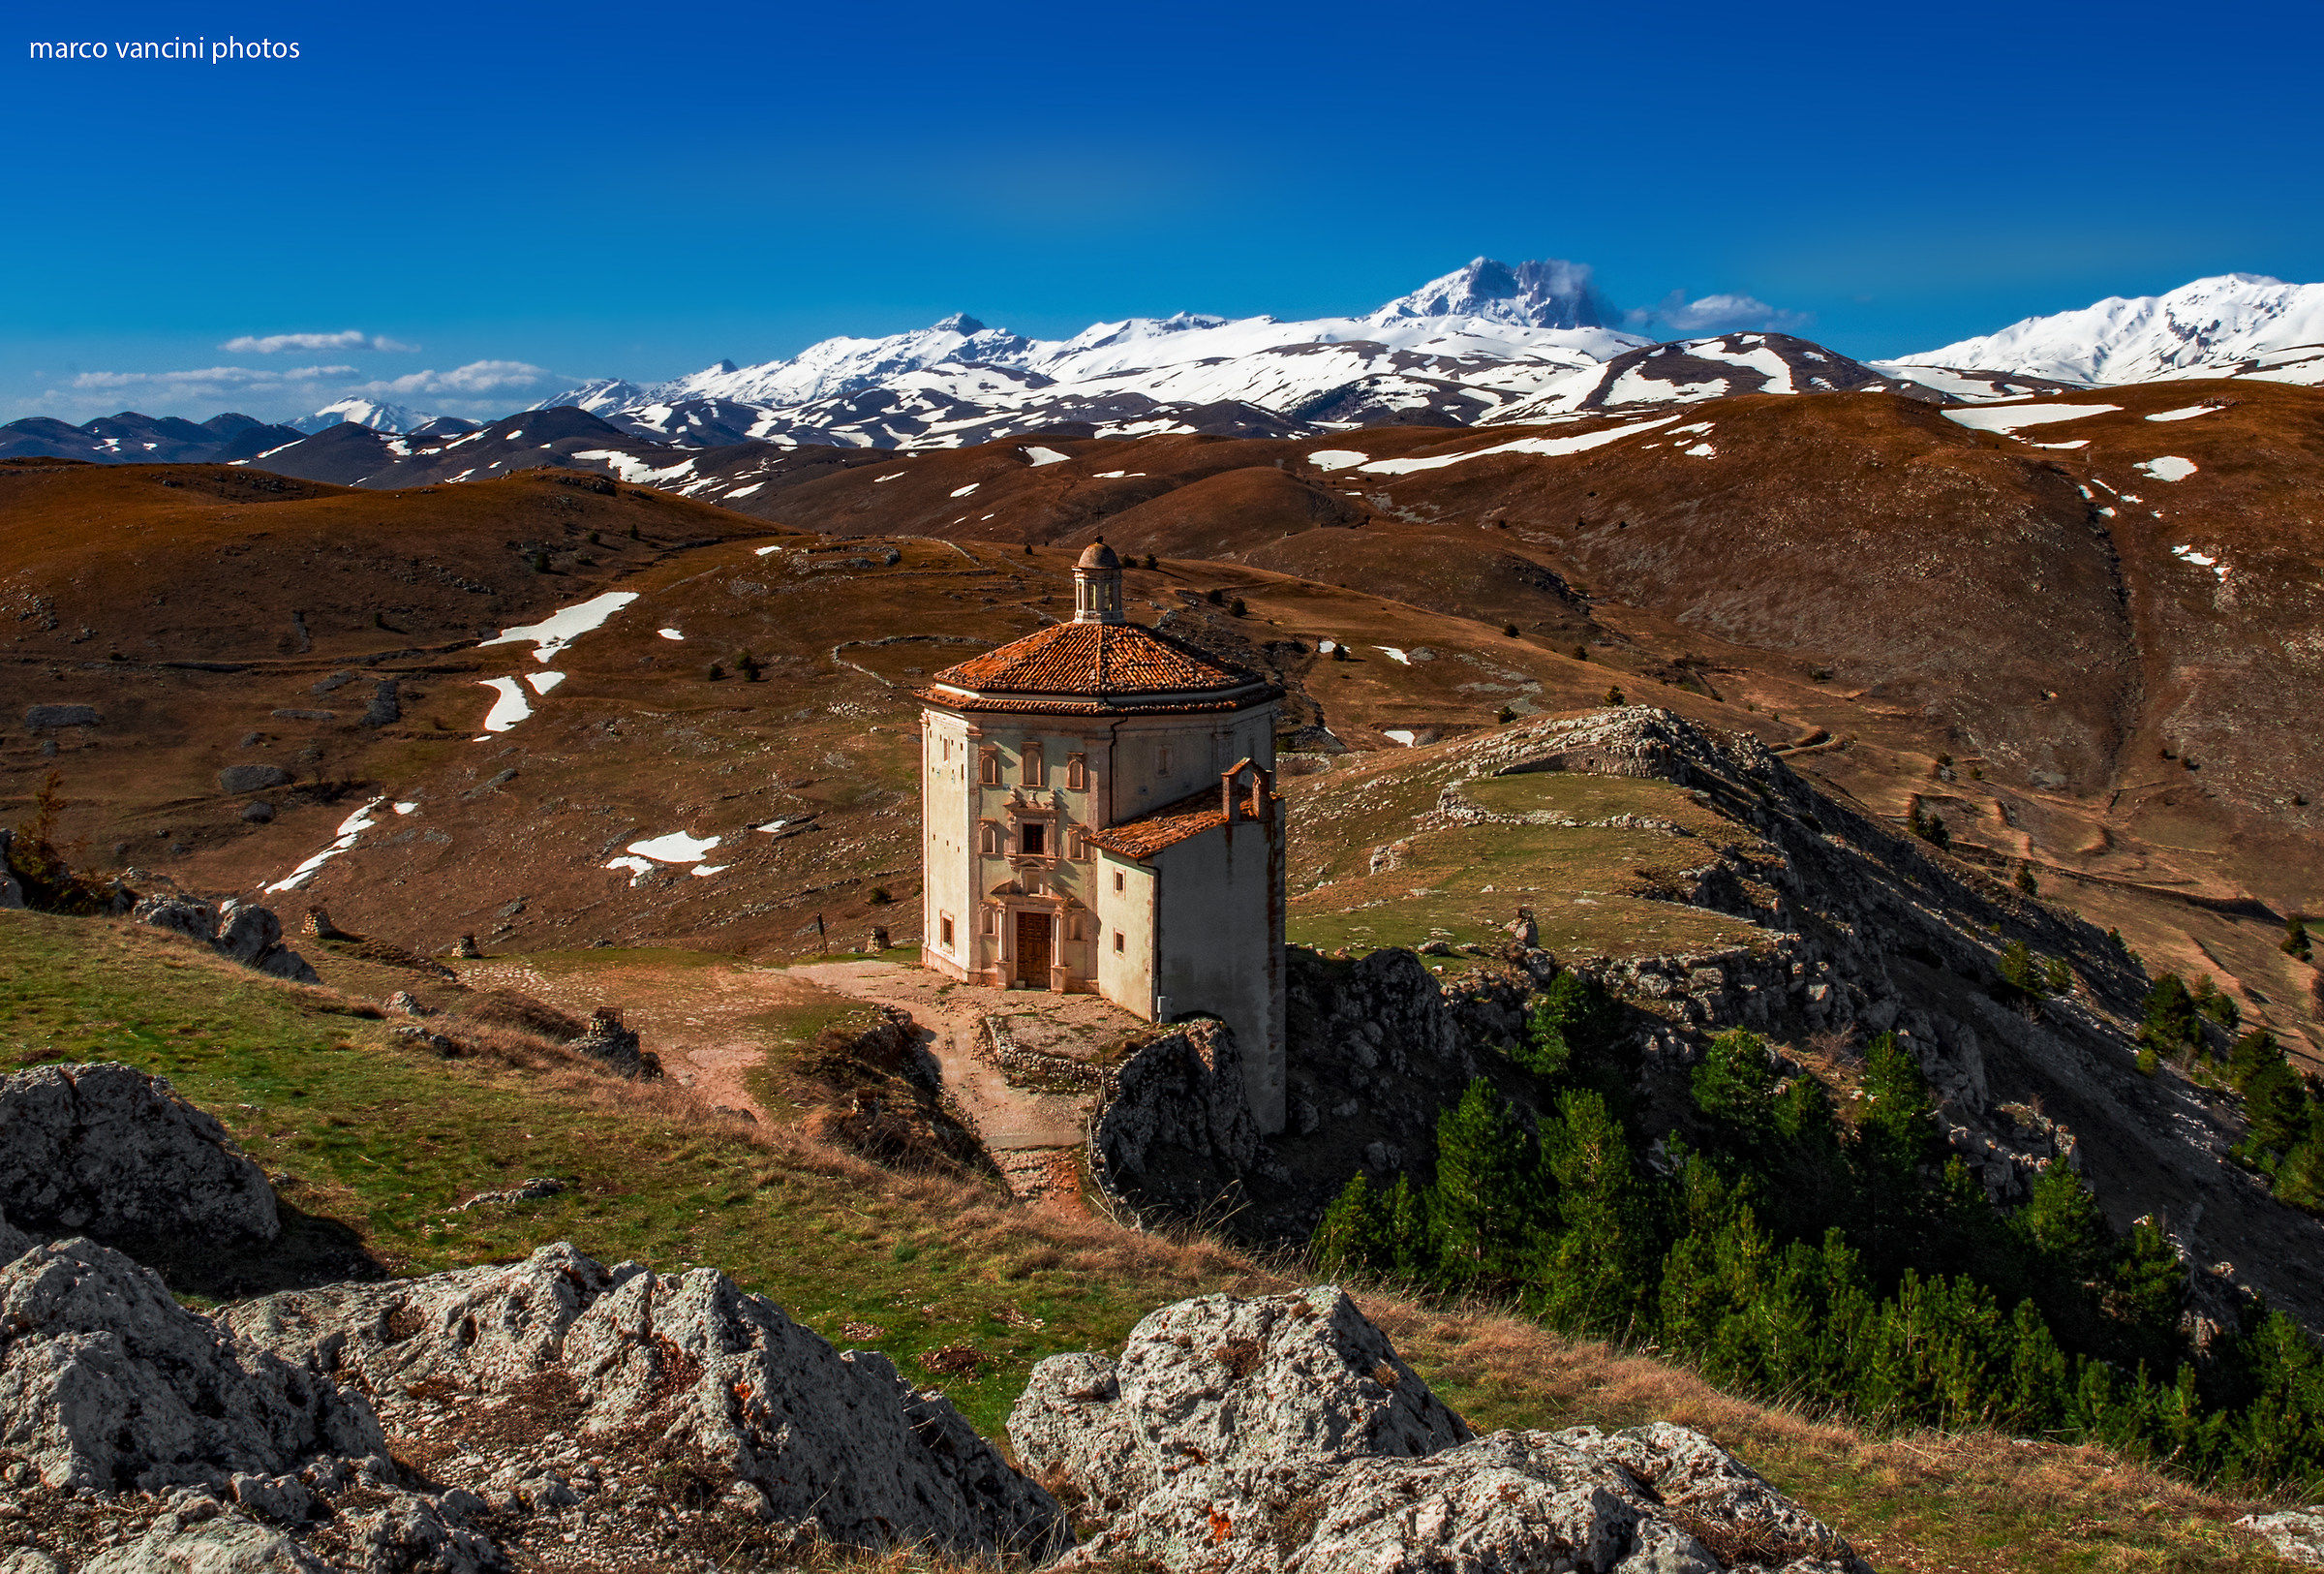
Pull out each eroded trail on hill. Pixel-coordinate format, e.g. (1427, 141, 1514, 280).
(451, 954, 818, 1120)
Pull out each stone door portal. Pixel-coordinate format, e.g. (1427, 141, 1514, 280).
(1015, 910, 1053, 986)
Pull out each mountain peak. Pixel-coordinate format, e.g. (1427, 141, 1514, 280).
(1372, 257, 1613, 329)
(1902, 271, 2324, 385)
(933, 313, 987, 334)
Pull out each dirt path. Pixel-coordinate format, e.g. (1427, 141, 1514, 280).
(451, 952, 1144, 1203)
(453, 956, 829, 1121)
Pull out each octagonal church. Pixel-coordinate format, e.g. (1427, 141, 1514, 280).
(915, 542, 1286, 1132)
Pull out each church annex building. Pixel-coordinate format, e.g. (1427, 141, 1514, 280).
(914, 543, 1288, 1132)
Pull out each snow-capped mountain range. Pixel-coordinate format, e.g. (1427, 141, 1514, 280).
(6, 263, 2320, 465)
(1895, 273, 2324, 387)
(504, 262, 2324, 451)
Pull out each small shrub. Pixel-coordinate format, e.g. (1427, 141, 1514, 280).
(705, 662, 725, 682)
(2016, 864, 2039, 896)
(1603, 687, 1626, 706)
(529, 549, 550, 572)
(1503, 623, 1519, 637)
(1143, 553, 1157, 570)
(1572, 644, 1589, 661)
(1206, 588, 1225, 606)
(1906, 799, 1950, 849)
(2286, 915, 2313, 963)
(1496, 706, 1516, 724)
(2042, 955, 2074, 994)
(867, 886, 893, 906)
(1331, 643, 1351, 662)
(586, 529, 600, 545)
(627, 523, 640, 540)
(2137, 1046, 2159, 1076)
(1229, 598, 1247, 618)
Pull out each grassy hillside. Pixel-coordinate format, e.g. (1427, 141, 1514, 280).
(0, 908, 2285, 1571)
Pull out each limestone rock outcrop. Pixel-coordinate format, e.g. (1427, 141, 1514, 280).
(0, 1240, 1067, 1571)
(226, 1243, 1069, 1562)
(2239, 1508, 2324, 1566)
(131, 893, 321, 984)
(0, 1063, 280, 1241)
(1013, 1284, 1871, 1574)
(1089, 1019, 1271, 1220)
(0, 1238, 387, 1491)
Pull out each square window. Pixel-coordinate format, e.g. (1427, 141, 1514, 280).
(1022, 822, 1047, 856)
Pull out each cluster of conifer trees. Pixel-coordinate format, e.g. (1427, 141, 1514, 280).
(1311, 973, 2324, 1490)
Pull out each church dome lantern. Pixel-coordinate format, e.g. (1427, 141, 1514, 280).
(1073, 539, 1125, 625)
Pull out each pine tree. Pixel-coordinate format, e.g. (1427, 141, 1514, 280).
(1312, 1173, 1385, 1275)
(1531, 1090, 1660, 1337)
(1430, 1081, 1538, 1286)
(2285, 914, 2314, 963)
(1692, 1029, 1777, 1135)
(2139, 973, 2202, 1057)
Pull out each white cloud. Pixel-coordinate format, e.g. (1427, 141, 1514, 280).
(66, 364, 357, 391)
(221, 329, 420, 354)
(347, 360, 558, 397)
(1629, 291, 1814, 335)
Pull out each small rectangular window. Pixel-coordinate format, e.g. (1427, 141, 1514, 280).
(1113, 871, 1125, 892)
(1113, 931, 1125, 953)
(940, 914, 955, 947)
(1022, 822, 1047, 856)
(978, 747, 1001, 786)
(978, 822, 999, 855)
(1066, 752, 1088, 790)
(1023, 743, 1044, 787)
(1157, 744, 1173, 774)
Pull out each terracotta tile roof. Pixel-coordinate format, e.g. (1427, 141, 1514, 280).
(1089, 785, 1278, 860)
(907, 692, 1269, 717)
(929, 620, 1257, 698)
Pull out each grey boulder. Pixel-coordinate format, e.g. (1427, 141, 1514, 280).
(23, 705, 100, 729)
(2240, 1509, 2324, 1566)
(0, 1062, 279, 1241)
(131, 893, 321, 985)
(1016, 1285, 1871, 1574)
(225, 1241, 1069, 1560)
(0, 1239, 386, 1492)
(219, 764, 292, 794)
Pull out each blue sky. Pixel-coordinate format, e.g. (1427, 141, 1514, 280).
(7, 0, 2320, 423)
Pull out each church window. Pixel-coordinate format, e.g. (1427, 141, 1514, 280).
(978, 822, 999, 855)
(978, 747, 1001, 785)
(1066, 752, 1088, 790)
(1022, 821, 1047, 856)
(1070, 827, 1089, 860)
(1023, 743, 1045, 786)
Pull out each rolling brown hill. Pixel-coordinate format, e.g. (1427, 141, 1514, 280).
(723, 385, 2324, 923)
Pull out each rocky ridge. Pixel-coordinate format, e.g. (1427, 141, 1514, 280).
(1092, 708, 2324, 1332)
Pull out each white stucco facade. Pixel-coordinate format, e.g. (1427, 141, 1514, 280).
(914, 543, 1289, 1131)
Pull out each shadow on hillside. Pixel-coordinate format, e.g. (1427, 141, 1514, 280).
(103, 1202, 387, 1303)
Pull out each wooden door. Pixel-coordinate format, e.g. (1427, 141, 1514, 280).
(1015, 910, 1053, 984)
